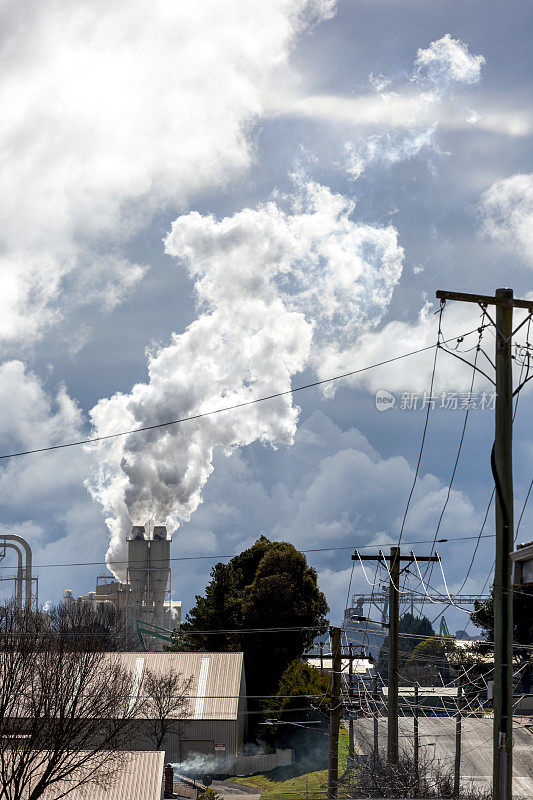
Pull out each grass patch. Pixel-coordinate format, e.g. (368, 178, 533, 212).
(229, 728, 355, 799)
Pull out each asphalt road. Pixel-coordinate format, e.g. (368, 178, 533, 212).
(349, 716, 533, 798)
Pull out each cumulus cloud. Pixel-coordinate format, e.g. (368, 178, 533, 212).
(86, 180, 403, 576)
(0, 0, 335, 346)
(480, 173, 533, 267)
(413, 33, 485, 87)
(0, 361, 110, 605)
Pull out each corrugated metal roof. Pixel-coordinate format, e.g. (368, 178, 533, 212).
(108, 651, 244, 720)
(32, 751, 165, 800)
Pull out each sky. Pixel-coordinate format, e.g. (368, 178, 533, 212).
(0, 0, 532, 635)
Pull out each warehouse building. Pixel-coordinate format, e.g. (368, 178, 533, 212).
(114, 650, 247, 765)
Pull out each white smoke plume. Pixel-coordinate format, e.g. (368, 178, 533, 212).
(87, 180, 403, 576)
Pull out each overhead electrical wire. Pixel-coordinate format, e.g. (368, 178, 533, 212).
(516, 479, 533, 540)
(396, 302, 444, 548)
(449, 315, 531, 607)
(0, 325, 488, 462)
(429, 315, 486, 550)
(414, 316, 488, 618)
(0, 532, 497, 571)
(513, 315, 533, 542)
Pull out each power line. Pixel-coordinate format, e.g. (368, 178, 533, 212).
(0, 532, 497, 570)
(516, 478, 533, 541)
(0, 327, 486, 462)
(416, 320, 487, 623)
(396, 303, 444, 547)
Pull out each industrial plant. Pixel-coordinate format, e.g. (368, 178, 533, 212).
(63, 523, 181, 649)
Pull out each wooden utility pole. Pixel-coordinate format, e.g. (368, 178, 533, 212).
(348, 643, 355, 771)
(373, 673, 379, 766)
(453, 682, 463, 798)
(352, 549, 438, 765)
(495, 289, 514, 800)
(328, 626, 342, 800)
(414, 683, 419, 779)
(436, 288, 533, 800)
(388, 546, 400, 763)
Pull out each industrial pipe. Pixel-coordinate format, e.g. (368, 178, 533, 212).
(0, 535, 32, 609)
(0, 541, 23, 608)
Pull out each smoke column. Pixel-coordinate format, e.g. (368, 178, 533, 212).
(87, 180, 403, 578)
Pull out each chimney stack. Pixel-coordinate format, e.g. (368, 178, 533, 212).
(127, 523, 171, 649)
(164, 763, 174, 797)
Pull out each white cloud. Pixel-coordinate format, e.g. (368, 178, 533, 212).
(0, 0, 335, 346)
(273, 92, 531, 137)
(270, 34, 531, 143)
(0, 361, 82, 448)
(414, 34, 485, 87)
(87, 179, 403, 577)
(480, 174, 533, 267)
(0, 361, 110, 606)
(345, 128, 436, 181)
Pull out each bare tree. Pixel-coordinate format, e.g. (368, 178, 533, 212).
(0, 602, 142, 800)
(141, 667, 194, 750)
(47, 599, 137, 652)
(352, 748, 494, 799)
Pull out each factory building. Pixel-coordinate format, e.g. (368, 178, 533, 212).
(109, 651, 247, 765)
(65, 524, 180, 650)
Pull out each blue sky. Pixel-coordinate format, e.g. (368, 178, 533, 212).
(0, 0, 532, 633)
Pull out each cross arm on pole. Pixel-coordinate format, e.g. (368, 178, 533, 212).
(436, 289, 533, 310)
(352, 553, 438, 562)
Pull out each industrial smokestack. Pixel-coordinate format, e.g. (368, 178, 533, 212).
(149, 525, 170, 630)
(127, 524, 171, 647)
(127, 525, 149, 633)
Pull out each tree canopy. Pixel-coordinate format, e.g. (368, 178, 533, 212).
(471, 586, 533, 691)
(171, 537, 329, 696)
(265, 659, 331, 761)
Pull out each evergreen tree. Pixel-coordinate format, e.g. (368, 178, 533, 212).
(170, 537, 329, 696)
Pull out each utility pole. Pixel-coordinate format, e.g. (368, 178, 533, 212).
(414, 683, 419, 780)
(453, 681, 463, 798)
(352, 549, 438, 765)
(388, 546, 400, 764)
(373, 673, 379, 766)
(436, 288, 533, 800)
(348, 643, 355, 771)
(328, 626, 342, 800)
